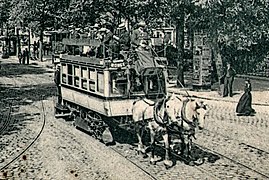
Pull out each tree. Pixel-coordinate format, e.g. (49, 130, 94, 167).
(9, 0, 70, 61)
(193, 0, 269, 77)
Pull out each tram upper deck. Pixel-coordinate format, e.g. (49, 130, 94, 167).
(60, 39, 166, 99)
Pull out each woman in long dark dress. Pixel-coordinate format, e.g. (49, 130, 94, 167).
(236, 78, 255, 116)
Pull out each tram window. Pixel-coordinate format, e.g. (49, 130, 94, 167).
(74, 76, 80, 87)
(68, 75, 73, 85)
(89, 81, 95, 92)
(81, 79, 87, 90)
(81, 67, 88, 90)
(146, 75, 164, 93)
(88, 68, 96, 80)
(62, 74, 67, 84)
(74, 66, 80, 76)
(62, 64, 67, 74)
(67, 64, 73, 74)
(111, 71, 127, 95)
(97, 72, 104, 93)
(81, 67, 87, 78)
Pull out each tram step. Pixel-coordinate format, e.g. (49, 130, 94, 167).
(55, 112, 72, 118)
(55, 104, 70, 112)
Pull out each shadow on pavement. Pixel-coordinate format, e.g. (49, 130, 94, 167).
(0, 112, 37, 137)
(0, 83, 56, 108)
(0, 63, 53, 77)
(0, 83, 55, 138)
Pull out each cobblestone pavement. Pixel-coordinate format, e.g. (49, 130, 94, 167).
(1, 57, 269, 179)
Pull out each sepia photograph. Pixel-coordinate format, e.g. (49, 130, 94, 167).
(0, 0, 269, 179)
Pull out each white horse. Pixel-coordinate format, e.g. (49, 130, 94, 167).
(132, 93, 207, 167)
(132, 94, 183, 167)
(173, 98, 208, 163)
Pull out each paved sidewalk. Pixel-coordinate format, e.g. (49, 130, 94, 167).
(168, 85, 269, 106)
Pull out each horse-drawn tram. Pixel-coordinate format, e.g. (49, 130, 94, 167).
(55, 35, 207, 168)
(55, 38, 167, 143)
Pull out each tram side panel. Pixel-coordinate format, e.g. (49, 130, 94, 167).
(61, 86, 134, 117)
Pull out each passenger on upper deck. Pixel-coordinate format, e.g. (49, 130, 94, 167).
(118, 23, 130, 52)
(131, 21, 151, 51)
(88, 23, 100, 39)
(96, 15, 120, 59)
(130, 21, 157, 75)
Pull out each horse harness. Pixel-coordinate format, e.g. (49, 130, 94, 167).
(181, 99, 198, 136)
(153, 98, 168, 127)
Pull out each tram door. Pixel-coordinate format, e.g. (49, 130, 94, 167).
(192, 30, 212, 89)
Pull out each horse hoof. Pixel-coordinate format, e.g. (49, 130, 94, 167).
(142, 153, 148, 158)
(164, 160, 173, 168)
(140, 148, 146, 154)
(150, 160, 156, 165)
(194, 158, 205, 165)
(188, 161, 195, 166)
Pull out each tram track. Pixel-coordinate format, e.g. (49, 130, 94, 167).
(0, 99, 46, 172)
(0, 63, 47, 174)
(193, 142, 269, 179)
(45, 106, 269, 179)
(192, 128, 269, 179)
(203, 128, 269, 155)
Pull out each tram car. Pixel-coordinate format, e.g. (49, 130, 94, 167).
(55, 37, 167, 143)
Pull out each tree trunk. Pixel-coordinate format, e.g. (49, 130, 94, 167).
(16, 27, 21, 57)
(176, 16, 185, 88)
(39, 29, 43, 61)
(28, 29, 31, 58)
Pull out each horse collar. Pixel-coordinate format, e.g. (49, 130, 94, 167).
(181, 99, 196, 127)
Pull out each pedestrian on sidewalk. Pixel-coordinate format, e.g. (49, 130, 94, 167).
(25, 48, 30, 64)
(223, 62, 236, 97)
(54, 65, 62, 104)
(33, 41, 38, 59)
(18, 51, 22, 64)
(236, 78, 255, 116)
(22, 50, 26, 64)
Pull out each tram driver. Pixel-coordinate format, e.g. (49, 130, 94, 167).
(130, 21, 157, 91)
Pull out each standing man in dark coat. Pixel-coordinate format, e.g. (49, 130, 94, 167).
(22, 50, 26, 64)
(25, 48, 30, 64)
(33, 41, 38, 59)
(130, 21, 156, 74)
(223, 62, 236, 97)
(54, 65, 62, 104)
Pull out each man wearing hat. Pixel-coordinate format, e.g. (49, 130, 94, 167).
(118, 23, 130, 51)
(223, 61, 236, 97)
(96, 26, 114, 58)
(54, 64, 62, 104)
(130, 21, 157, 88)
(131, 21, 150, 50)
